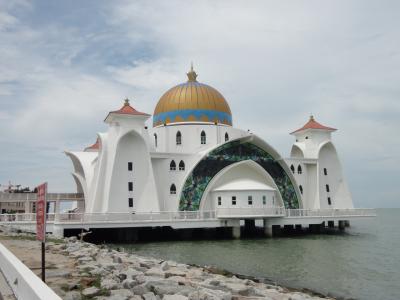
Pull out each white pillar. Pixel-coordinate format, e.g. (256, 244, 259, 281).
(263, 219, 273, 237)
(232, 226, 241, 239)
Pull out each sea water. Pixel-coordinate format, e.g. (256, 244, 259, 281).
(110, 209, 400, 300)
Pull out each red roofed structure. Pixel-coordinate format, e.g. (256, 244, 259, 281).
(290, 115, 337, 135)
(84, 138, 100, 152)
(104, 99, 150, 123)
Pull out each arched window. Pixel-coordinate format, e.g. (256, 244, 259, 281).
(170, 160, 176, 171)
(200, 130, 206, 144)
(179, 160, 185, 171)
(170, 184, 176, 195)
(176, 131, 182, 145)
(324, 168, 328, 176)
(326, 184, 330, 192)
(154, 133, 157, 148)
(290, 165, 295, 174)
(297, 165, 302, 174)
(225, 132, 229, 142)
(299, 185, 303, 194)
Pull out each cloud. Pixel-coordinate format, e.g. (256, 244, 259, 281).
(0, 1, 399, 207)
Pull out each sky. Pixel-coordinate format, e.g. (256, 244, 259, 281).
(0, 0, 399, 208)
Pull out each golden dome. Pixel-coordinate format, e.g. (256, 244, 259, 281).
(153, 65, 232, 127)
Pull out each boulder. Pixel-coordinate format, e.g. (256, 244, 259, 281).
(160, 261, 170, 271)
(145, 279, 181, 296)
(63, 291, 81, 300)
(146, 267, 166, 278)
(109, 288, 134, 300)
(223, 283, 252, 296)
(188, 288, 232, 300)
(120, 268, 143, 280)
(132, 283, 151, 295)
(165, 268, 187, 278)
(113, 255, 123, 263)
(163, 295, 188, 300)
(82, 286, 101, 297)
(101, 278, 120, 290)
(143, 292, 159, 300)
(122, 278, 136, 289)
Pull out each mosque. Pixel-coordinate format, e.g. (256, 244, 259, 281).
(65, 65, 354, 220)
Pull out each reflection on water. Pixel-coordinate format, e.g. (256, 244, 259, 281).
(110, 209, 400, 300)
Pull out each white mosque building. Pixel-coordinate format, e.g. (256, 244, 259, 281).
(65, 65, 354, 220)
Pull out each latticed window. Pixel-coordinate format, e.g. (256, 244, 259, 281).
(170, 184, 176, 195)
(170, 160, 176, 171)
(176, 131, 182, 145)
(201, 131, 206, 144)
(297, 165, 302, 174)
(225, 132, 229, 142)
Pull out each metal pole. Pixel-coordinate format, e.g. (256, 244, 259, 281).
(41, 241, 45, 282)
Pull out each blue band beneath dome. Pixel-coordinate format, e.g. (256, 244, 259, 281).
(153, 109, 232, 126)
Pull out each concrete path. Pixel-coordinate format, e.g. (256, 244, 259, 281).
(0, 269, 15, 300)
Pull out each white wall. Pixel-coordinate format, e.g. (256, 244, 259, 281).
(318, 142, 353, 209)
(151, 123, 247, 154)
(200, 161, 284, 211)
(0, 242, 61, 300)
(213, 190, 276, 209)
(288, 129, 354, 210)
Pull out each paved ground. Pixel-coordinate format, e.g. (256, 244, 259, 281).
(0, 269, 15, 300)
(0, 234, 77, 299)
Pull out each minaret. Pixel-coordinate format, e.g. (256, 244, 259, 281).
(288, 116, 353, 209)
(290, 115, 337, 159)
(89, 99, 160, 213)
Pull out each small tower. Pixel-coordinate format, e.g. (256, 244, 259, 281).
(288, 116, 353, 209)
(89, 99, 160, 213)
(290, 115, 337, 159)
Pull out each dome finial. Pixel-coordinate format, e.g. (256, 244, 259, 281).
(310, 114, 314, 121)
(187, 62, 198, 82)
(124, 98, 130, 106)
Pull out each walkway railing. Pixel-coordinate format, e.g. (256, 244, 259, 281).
(285, 208, 376, 217)
(0, 192, 84, 201)
(0, 211, 217, 224)
(216, 207, 285, 218)
(0, 208, 376, 224)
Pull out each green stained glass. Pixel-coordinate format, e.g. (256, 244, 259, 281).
(179, 141, 299, 211)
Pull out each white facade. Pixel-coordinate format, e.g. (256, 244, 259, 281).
(65, 71, 355, 217)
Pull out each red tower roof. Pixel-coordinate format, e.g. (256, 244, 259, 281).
(84, 138, 100, 151)
(110, 99, 150, 116)
(291, 115, 337, 134)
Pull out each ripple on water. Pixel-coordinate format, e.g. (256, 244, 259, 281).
(110, 209, 400, 300)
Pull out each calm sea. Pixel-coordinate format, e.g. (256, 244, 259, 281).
(110, 208, 400, 300)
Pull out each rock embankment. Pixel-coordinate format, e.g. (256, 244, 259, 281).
(47, 237, 333, 300)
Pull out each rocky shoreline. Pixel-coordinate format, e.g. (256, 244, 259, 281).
(0, 230, 335, 300)
(54, 237, 334, 300)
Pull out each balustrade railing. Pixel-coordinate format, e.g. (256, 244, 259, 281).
(0, 192, 84, 201)
(0, 208, 376, 224)
(285, 208, 376, 218)
(216, 206, 285, 218)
